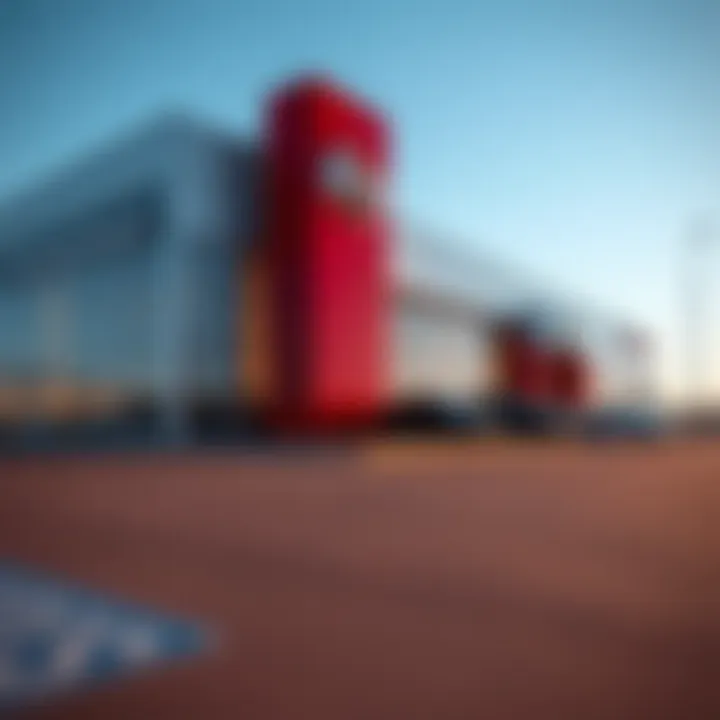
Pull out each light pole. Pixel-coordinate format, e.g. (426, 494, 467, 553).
(683, 216, 715, 416)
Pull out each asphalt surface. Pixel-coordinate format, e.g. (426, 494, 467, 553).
(1, 439, 718, 719)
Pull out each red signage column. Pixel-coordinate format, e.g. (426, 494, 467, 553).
(264, 76, 391, 431)
(496, 325, 553, 404)
(551, 346, 593, 412)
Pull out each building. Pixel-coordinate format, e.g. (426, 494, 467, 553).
(0, 75, 655, 446)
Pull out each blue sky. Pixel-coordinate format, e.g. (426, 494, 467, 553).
(1, 0, 719, 403)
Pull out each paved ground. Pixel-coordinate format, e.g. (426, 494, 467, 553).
(1, 439, 718, 719)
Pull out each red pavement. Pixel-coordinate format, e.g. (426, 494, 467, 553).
(1, 440, 718, 719)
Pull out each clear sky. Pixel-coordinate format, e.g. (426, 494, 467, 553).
(1, 0, 719, 405)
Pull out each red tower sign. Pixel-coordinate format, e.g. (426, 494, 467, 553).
(264, 76, 391, 431)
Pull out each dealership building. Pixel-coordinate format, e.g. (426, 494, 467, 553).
(0, 75, 654, 444)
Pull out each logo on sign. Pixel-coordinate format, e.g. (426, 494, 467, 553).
(319, 149, 382, 217)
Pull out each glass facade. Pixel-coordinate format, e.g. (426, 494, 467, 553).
(0, 192, 162, 424)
